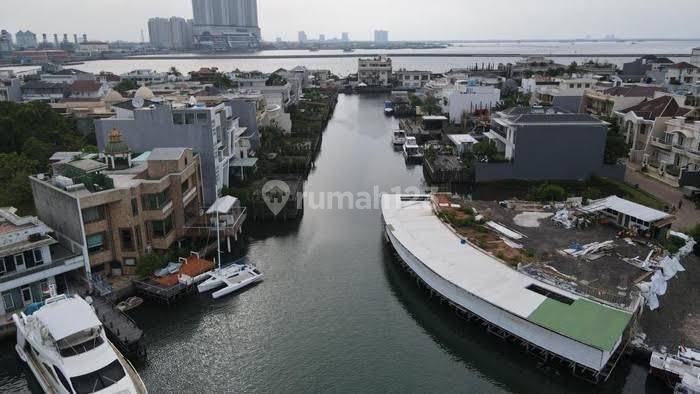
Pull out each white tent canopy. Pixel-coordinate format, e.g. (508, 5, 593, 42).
(579, 196, 670, 223)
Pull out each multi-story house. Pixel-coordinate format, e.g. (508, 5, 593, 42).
(120, 69, 168, 85)
(613, 95, 690, 164)
(531, 75, 597, 112)
(358, 56, 392, 87)
(0, 72, 21, 102)
(662, 62, 700, 86)
(582, 86, 667, 118)
(394, 69, 432, 89)
(481, 106, 616, 181)
(0, 208, 86, 336)
(30, 141, 204, 277)
(20, 80, 69, 102)
(95, 94, 247, 205)
(644, 114, 700, 186)
(40, 68, 95, 85)
(442, 80, 501, 124)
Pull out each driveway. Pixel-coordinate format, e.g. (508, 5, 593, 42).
(625, 168, 700, 230)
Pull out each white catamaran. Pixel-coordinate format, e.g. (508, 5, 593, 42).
(13, 294, 147, 394)
(196, 196, 264, 299)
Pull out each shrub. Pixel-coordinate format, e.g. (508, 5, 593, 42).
(662, 235, 687, 255)
(135, 252, 166, 278)
(529, 184, 567, 202)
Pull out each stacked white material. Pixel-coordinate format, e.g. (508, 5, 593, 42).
(638, 232, 695, 310)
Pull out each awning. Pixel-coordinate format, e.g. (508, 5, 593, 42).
(206, 196, 239, 215)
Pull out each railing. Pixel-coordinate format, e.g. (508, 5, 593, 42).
(0, 255, 84, 285)
(650, 137, 672, 149)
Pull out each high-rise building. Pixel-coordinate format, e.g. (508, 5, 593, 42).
(319, 34, 325, 42)
(341, 32, 349, 42)
(298, 31, 307, 43)
(191, 0, 260, 50)
(148, 17, 194, 50)
(374, 30, 389, 43)
(0, 30, 14, 52)
(15, 31, 37, 49)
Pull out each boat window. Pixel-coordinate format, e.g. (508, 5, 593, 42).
(70, 360, 126, 394)
(58, 329, 105, 357)
(53, 366, 73, 393)
(526, 284, 574, 305)
(400, 196, 429, 202)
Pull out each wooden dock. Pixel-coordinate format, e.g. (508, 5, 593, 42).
(92, 296, 146, 359)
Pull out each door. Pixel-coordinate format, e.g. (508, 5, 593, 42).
(624, 215, 631, 228)
(21, 286, 33, 305)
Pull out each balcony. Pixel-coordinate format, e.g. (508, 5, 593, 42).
(649, 137, 672, 150)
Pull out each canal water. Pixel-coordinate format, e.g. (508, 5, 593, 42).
(1, 94, 667, 393)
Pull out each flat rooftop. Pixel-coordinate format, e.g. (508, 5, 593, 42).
(381, 194, 633, 353)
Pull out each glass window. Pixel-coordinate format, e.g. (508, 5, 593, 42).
(82, 206, 105, 224)
(70, 360, 126, 394)
(53, 367, 72, 392)
(21, 286, 33, 304)
(1, 256, 16, 274)
(120, 229, 134, 251)
(196, 112, 208, 123)
(131, 198, 138, 216)
(181, 179, 191, 194)
(142, 188, 171, 210)
(87, 233, 106, 253)
(151, 215, 173, 238)
(185, 113, 195, 125)
(33, 249, 43, 264)
(14, 254, 25, 267)
(172, 113, 184, 124)
(2, 292, 14, 312)
(24, 251, 38, 269)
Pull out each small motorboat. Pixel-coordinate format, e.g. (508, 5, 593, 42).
(384, 101, 394, 116)
(403, 136, 423, 161)
(392, 129, 406, 145)
(116, 296, 144, 312)
(197, 259, 247, 293)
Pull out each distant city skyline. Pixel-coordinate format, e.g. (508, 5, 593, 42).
(1, 0, 700, 43)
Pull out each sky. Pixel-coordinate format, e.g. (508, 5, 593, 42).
(1, 0, 699, 43)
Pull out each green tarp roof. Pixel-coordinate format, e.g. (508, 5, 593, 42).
(528, 298, 633, 351)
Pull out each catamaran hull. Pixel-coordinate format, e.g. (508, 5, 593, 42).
(212, 275, 264, 299)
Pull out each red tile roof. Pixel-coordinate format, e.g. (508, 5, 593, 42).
(668, 62, 698, 70)
(69, 80, 102, 93)
(619, 95, 690, 120)
(602, 86, 667, 98)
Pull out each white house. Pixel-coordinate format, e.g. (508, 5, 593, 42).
(358, 56, 392, 87)
(444, 80, 501, 124)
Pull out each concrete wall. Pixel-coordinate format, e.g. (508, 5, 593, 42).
(475, 123, 614, 182)
(29, 178, 84, 248)
(96, 106, 217, 204)
(227, 100, 261, 149)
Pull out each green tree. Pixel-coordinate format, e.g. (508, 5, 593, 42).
(529, 184, 567, 202)
(422, 95, 441, 115)
(603, 117, 629, 164)
(213, 73, 234, 89)
(135, 252, 166, 278)
(266, 73, 287, 86)
(0, 153, 39, 213)
(113, 79, 138, 94)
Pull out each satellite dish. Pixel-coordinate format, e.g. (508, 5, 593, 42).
(131, 96, 144, 109)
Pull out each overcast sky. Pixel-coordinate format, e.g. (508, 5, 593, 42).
(1, 0, 699, 42)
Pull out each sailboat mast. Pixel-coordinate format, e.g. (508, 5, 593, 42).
(216, 210, 222, 270)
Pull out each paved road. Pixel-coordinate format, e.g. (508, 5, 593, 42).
(625, 168, 700, 230)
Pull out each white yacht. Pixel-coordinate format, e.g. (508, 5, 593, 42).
(392, 129, 406, 145)
(13, 294, 147, 394)
(197, 260, 264, 299)
(403, 136, 423, 160)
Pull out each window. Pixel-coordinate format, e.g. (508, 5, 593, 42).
(185, 113, 195, 125)
(24, 250, 39, 269)
(569, 84, 574, 88)
(124, 258, 136, 267)
(33, 249, 43, 264)
(70, 360, 126, 394)
(82, 206, 105, 224)
(2, 292, 14, 312)
(151, 215, 173, 238)
(172, 113, 184, 124)
(576, 83, 582, 88)
(585, 83, 591, 88)
(0, 256, 16, 275)
(87, 233, 107, 253)
(14, 254, 25, 267)
(181, 179, 191, 194)
(131, 198, 138, 216)
(120, 229, 134, 251)
(142, 188, 171, 210)
(53, 366, 72, 392)
(21, 286, 33, 304)
(196, 112, 208, 123)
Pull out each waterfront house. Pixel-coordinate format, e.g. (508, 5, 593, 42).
(613, 95, 690, 164)
(643, 113, 700, 187)
(0, 72, 21, 102)
(30, 143, 204, 279)
(40, 68, 95, 85)
(394, 69, 432, 89)
(94, 95, 250, 205)
(530, 75, 597, 113)
(69, 80, 109, 99)
(582, 86, 668, 118)
(0, 208, 87, 337)
(440, 80, 501, 124)
(621, 55, 674, 83)
(358, 56, 392, 87)
(120, 69, 168, 85)
(20, 80, 68, 102)
(661, 62, 700, 86)
(481, 106, 621, 182)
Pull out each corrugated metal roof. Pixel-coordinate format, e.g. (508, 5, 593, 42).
(580, 196, 670, 222)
